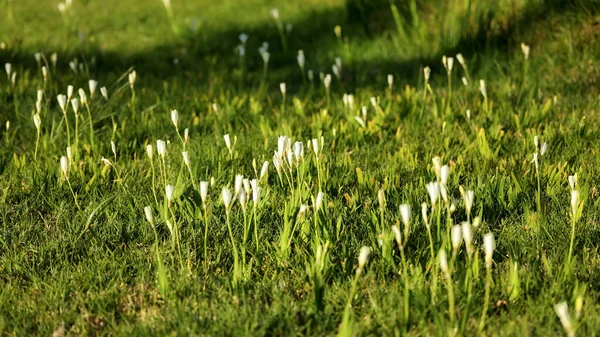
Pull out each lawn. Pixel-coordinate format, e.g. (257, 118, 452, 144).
(1, 0, 600, 335)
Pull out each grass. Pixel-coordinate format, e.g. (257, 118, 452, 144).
(1, 0, 600, 335)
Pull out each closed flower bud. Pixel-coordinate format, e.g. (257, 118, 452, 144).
(200, 181, 209, 204)
(165, 185, 174, 203)
(89, 80, 98, 97)
(171, 109, 179, 129)
(144, 206, 154, 225)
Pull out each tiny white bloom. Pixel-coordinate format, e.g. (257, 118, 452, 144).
(424, 66, 431, 82)
(451, 225, 462, 251)
(100, 87, 108, 100)
(156, 139, 166, 157)
(144, 206, 154, 225)
(60, 156, 69, 177)
(200, 181, 209, 204)
(146, 144, 153, 159)
(182, 151, 190, 168)
(89, 80, 98, 97)
(357, 246, 371, 273)
(439, 249, 449, 273)
(57, 94, 67, 112)
(165, 185, 174, 203)
(171, 109, 179, 129)
(554, 302, 574, 337)
(426, 182, 440, 206)
(315, 192, 324, 211)
(33, 114, 41, 131)
(222, 187, 232, 210)
(483, 232, 495, 268)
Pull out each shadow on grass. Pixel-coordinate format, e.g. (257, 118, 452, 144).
(1, 0, 596, 93)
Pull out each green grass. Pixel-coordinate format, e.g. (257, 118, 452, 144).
(1, 0, 600, 335)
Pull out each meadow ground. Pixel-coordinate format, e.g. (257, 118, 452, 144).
(1, 0, 600, 335)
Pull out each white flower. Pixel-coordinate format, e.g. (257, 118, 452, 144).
(315, 192, 324, 211)
(111, 141, 116, 157)
(165, 185, 174, 203)
(128, 71, 136, 88)
(568, 175, 577, 191)
(462, 77, 468, 86)
(71, 98, 79, 116)
(200, 181, 209, 204)
(370, 96, 378, 108)
(293, 141, 304, 161)
(252, 183, 261, 206)
(424, 66, 431, 82)
(234, 174, 244, 195)
(451, 225, 462, 252)
(311, 138, 320, 158)
(269, 7, 280, 20)
(57, 94, 67, 112)
(37, 89, 44, 103)
(184, 128, 189, 144)
(571, 190, 580, 216)
(280, 82, 286, 95)
(426, 182, 440, 206)
(144, 206, 154, 225)
(440, 165, 450, 185)
(446, 57, 454, 74)
(171, 109, 179, 129)
(479, 79, 487, 99)
(67, 85, 74, 100)
(243, 178, 250, 195)
(182, 151, 190, 169)
(464, 190, 474, 215)
(156, 139, 166, 158)
(521, 43, 530, 60)
(354, 116, 366, 128)
(439, 249, 448, 273)
(540, 142, 548, 156)
(297, 50, 305, 70)
(421, 203, 429, 229)
(456, 53, 466, 68)
(259, 47, 270, 64)
(223, 134, 232, 154)
(42, 66, 48, 80)
(391, 225, 402, 248)
(357, 246, 371, 274)
(146, 144, 153, 159)
(483, 232, 495, 268)
(89, 80, 98, 97)
(399, 204, 411, 228)
(332, 64, 340, 78)
(33, 114, 41, 131)
(461, 222, 473, 256)
(78, 88, 87, 105)
(554, 302, 574, 337)
(222, 187, 232, 210)
(100, 87, 108, 100)
(387, 74, 393, 89)
(334, 25, 341, 38)
(323, 74, 331, 90)
(260, 161, 269, 180)
(238, 189, 247, 212)
(239, 33, 248, 44)
(5, 63, 11, 77)
(60, 156, 69, 177)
